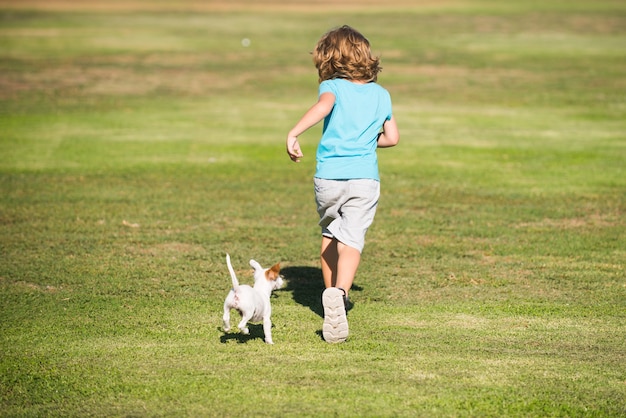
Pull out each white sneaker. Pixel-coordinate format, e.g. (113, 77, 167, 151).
(322, 287, 349, 343)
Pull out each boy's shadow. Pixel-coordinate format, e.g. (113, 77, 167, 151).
(281, 266, 362, 318)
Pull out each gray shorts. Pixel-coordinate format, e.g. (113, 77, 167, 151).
(314, 178, 380, 253)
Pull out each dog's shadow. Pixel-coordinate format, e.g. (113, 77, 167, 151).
(219, 324, 266, 344)
(281, 266, 362, 318)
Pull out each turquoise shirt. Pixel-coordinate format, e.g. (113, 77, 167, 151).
(315, 78, 393, 181)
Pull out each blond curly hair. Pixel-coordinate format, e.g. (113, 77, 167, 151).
(313, 25, 381, 83)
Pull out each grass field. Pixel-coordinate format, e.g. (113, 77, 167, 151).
(1, 0, 625, 416)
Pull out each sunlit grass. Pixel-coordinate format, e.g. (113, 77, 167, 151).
(1, 0, 625, 416)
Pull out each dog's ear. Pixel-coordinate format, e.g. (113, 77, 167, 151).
(265, 263, 281, 281)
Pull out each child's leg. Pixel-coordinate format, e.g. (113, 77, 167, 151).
(320, 236, 338, 289)
(321, 236, 360, 295)
(335, 241, 360, 295)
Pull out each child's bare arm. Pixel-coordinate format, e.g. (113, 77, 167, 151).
(287, 92, 335, 162)
(377, 116, 399, 148)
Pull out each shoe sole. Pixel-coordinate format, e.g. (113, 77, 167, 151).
(322, 288, 348, 343)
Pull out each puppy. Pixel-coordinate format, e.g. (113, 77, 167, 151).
(222, 253, 283, 344)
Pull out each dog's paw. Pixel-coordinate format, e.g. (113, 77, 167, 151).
(265, 339, 274, 345)
(241, 327, 250, 335)
(223, 326, 231, 332)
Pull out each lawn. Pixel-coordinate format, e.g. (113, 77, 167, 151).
(1, 0, 625, 416)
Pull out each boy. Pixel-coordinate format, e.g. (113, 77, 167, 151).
(286, 25, 399, 343)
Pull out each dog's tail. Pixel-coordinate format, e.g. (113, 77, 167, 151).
(226, 253, 240, 292)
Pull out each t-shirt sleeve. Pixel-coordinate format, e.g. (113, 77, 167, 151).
(385, 90, 393, 121)
(319, 80, 337, 97)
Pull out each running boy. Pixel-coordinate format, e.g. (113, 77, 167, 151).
(286, 25, 399, 343)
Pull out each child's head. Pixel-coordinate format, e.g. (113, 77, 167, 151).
(313, 25, 381, 83)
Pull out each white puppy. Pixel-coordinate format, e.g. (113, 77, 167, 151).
(222, 253, 283, 344)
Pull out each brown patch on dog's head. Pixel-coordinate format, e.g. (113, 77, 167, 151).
(265, 263, 281, 281)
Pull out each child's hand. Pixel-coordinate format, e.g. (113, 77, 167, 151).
(286, 136, 304, 162)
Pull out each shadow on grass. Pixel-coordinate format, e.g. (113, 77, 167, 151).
(281, 266, 325, 317)
(281, 266, 362, 318)
(219, 324, 267, 344)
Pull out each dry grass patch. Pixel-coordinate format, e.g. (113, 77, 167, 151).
(0, 0, 465, 13)
(514, 212, 621, 230)
(1, 58, 313, 100)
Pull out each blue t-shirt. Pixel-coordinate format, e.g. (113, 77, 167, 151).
(315, 78, 392, 181)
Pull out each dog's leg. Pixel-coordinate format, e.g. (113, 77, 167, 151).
(262, 316, 274, 344)
(223, 301, 231, 332)
(237, 313, 252, 335)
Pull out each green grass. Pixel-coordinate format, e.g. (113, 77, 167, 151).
(1, 1, 625, 416)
